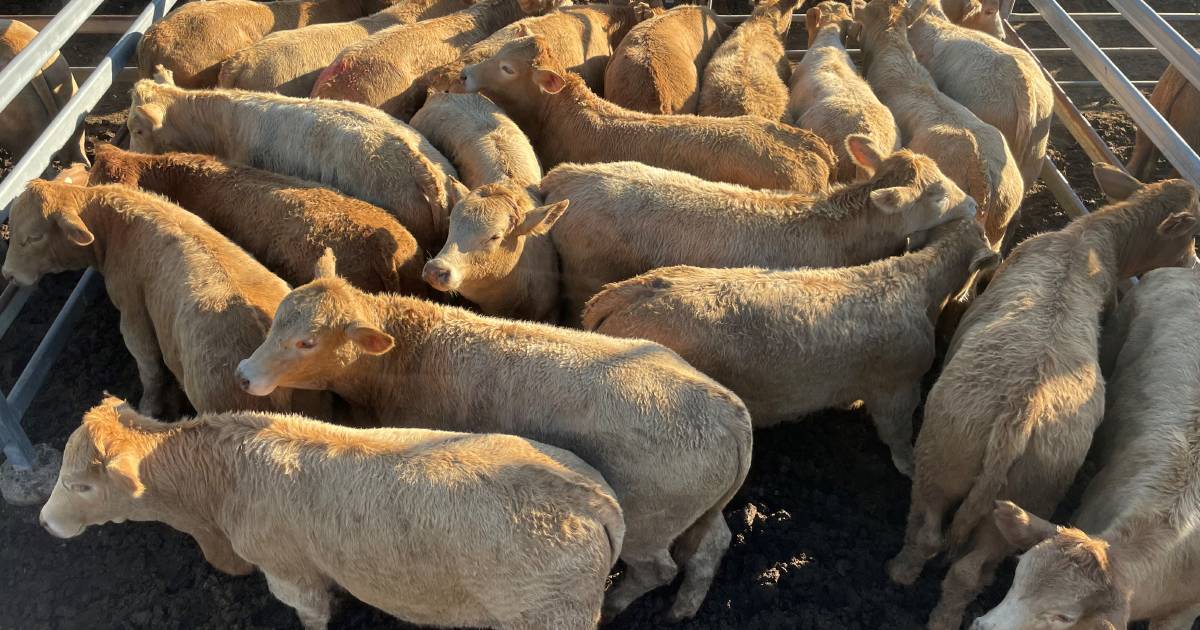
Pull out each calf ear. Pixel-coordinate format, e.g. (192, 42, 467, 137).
(106, 452, 146, 497)
(993, 501, 1058, 551)
(533, 69, 565, 94)
(346, 323, 394, 355)
(806, 7, 821, 35)
(448, 179, 471, 210)
(515, 200, 569, 236)
(134, 104, 165, 131)
(869, 186, 917, 214)
(53, 211, 95, 246)
(846, 134, 884, 175)
(1157, 211, 1199, 238)
(313, 248, 338, 280)
(1093, 163, 1141, 201)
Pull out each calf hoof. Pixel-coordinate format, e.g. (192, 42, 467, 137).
(885, 557, 921, 586)
(665, 599, 701, 623)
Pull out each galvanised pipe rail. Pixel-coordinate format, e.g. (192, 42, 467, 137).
(1110, 0, 1200, 93)
(1010, 12, 1200, 22)
(1029, 0, 1200, 187)
(0, 0, 177, 470)
(0, 14, 136, 33)
(0, 0, 104, 116)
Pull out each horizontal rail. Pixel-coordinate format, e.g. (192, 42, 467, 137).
(0, 0, 104, 116)
(1009, 12, 1200, 22)
(1031, 0, 1200, 186)
(0, 14, 135, 34)
(1110, 0, 1200, 94)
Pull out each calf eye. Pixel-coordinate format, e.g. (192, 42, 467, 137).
(69, 482, 93, 493)
(296, 338, 317, 350)
(501, 63, 515, 76)
(23, 233, 44, 246)
(489, 234, 502, 242)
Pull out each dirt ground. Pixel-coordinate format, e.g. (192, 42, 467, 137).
(0, 1, 1196, 629)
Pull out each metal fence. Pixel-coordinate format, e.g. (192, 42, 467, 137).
(1, 0, 1200, 471)
(0, 0, 177, 470)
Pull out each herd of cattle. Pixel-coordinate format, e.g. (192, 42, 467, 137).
(2, 0, 1200, 628)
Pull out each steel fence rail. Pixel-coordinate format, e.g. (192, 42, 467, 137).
(0, 0, 104, 116)
(0, 0, 176, 470)
(1110, 0, 1200, 92)
(1030, 0, 1200, 187)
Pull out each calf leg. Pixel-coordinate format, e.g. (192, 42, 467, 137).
(601, 547, 677, 622)
(503, 597, 601, 630)
(118, 305, 169, 417)
(887, 479, 954, 585)
(264, 571, 333, 630)
(865, 385, 920, 478)
(1149, 605, 1200, 630)
(927, 525, 1007, 630)
(666, 507, 732, 621)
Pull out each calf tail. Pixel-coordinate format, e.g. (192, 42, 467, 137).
(1126, 129, 1160, 183)
(946, 406, 1033, 553)
(580, 276, 659, 332)
(1128, 65, 1188, 181)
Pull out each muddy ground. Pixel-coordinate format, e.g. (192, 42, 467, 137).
(0, 1, 1196, 629)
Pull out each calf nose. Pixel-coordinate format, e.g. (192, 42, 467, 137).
(234, 366, 252, 393)
(421, 260, 455, 291)
(38, 513, 48, 530)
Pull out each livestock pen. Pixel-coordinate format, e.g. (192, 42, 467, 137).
(0, 0, 1198, 628)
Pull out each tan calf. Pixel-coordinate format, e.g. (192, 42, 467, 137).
(1127, 64, 1200, 182)
(85, 144, 427, 296)
(858, 0, 1022, 250)
(462, 34, 835, 191)
(697, 0, 799, 120)
(136, 0, 386, 88)
(126, 75, 459, 253)
(309, 0, 560, 120)
(939, 0, 1003, 39)
(906, 0, 1052, 187)
(40, 396, 623, 630)
(424, 2, 648, 95)
(1, 181, 318, 417)
(234, 251, 753, 621)
(0, 20, 87, 165)
(887, 165, 1200, 630)
(583, 218, 995, 477)
(217, 0, 473, 97)
(410, 93, 563, 320)
(543, 136, 976, 323)
(975, 266, 1200, 630)
(604, 5, 728, 114)
(789, 1, 900, 181)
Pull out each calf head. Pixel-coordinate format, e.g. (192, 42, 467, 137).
(752, 0, 802, 38)
(2, 180, 95, 286)
(1094, 164, 1200, 276)
(947, 0, 1004, 38)
(53, 162, 90, 186)
(845, 135, 977, 240)
(40, 396, 150, 539)
(86, 144, 140, 186)
(461, 35, 566, 116)
(236, 250, 394, 396)
(855, 0, 907, 46)
(423, 179, 568, 293)
(127, 79, 184, 154)
(806, 1, 855, 47)
(973, 502, 1129, 630)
